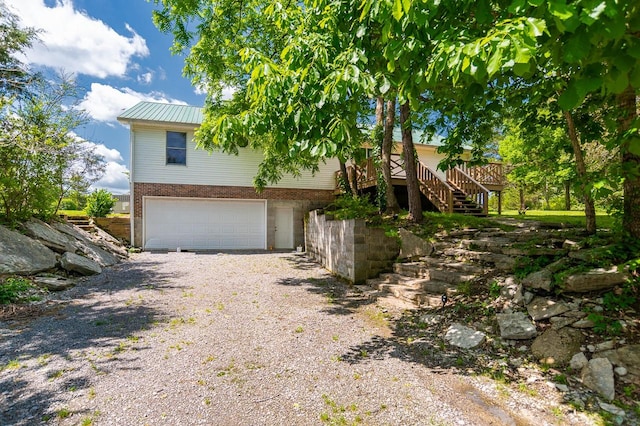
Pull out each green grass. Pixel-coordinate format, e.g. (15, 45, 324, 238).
(491, 209, 614, 229)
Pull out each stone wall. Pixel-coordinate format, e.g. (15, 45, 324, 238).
(305, 210, 400, 284)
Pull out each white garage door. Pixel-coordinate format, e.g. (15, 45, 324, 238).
(144, 197, 266, 250)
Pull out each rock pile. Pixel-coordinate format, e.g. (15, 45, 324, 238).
(0, 217, 127, 291)
(365, 219, 638, 419)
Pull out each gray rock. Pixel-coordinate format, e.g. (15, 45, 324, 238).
(561, 267, 628, 293)
(60, 252, 102, 275)
(570, 352, 589, 370)
(555, 384, 569, 392)
(444, 323, 486, 349)
(550, 316, 577, 330)
(22, 218, 78, 253)
(33, 276, 77, 291)
(531, 328, 584, 365)
(419, 314, 442, 326)
(52, 221, 122, 266)
(0, 224, 57, 275)
(524, 291, 534, 305)
(398, 228, 434, 260)
(527, 296, 570, 321)
(521, 268, 553, 292)
(582, 358, 615, 401)
(76, 241, 120, 267)
(497, 312, 537, 340)
(614, 366, 628, 377)
(599, 402, 626, 418)
(595, 345, 640, 380)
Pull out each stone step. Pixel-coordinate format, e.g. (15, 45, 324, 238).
(418, 258, 486, 274)
(392, 262, 478, 285)
(442, 248, 516, 272)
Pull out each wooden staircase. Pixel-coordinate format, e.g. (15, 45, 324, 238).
(339, 156, 492, 216)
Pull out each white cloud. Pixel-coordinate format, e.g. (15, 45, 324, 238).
(137, 72, 153, 85)
(92, 162, 130, 195)
(78, 83, 187, 123)
(6, 0, 149, 78)
(86, 141, 123, 163)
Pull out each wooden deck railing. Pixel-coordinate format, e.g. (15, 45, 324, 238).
(335, 156, 493, 215)
(459, 162, 504, 189)
(447, 167, 489, 215)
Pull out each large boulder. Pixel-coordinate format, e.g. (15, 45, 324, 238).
(0, 224, 57, 275)
(531, 328, 584, 365)
(561, 267, 628, 293)
(60, 252, 102, 275)
(52, 222, 121, 266)
(22, 218, 78, 253)
(398, 228, 434, 260)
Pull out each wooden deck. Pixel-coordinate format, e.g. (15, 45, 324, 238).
(336, 156, 506, 215)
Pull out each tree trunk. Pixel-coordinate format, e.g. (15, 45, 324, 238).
(338, 161, 352, 195)
(519, 187, 525, 212)
(564, 180, 571, 211)
(618, 87, 640, 239)
(382, 98, 400, 213)
(564, 110, 596, 234)
(399, 102, 422, 223)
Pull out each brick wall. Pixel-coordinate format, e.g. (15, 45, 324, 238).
(133, 182, 334, 218)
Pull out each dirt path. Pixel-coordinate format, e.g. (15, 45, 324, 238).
(0, 252, 596, 425)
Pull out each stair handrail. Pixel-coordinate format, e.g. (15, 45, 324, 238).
(415, 160, 455, 213)
(447, 167, 489, 215)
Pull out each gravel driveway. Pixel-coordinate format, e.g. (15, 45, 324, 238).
(1, 252, 596, 425)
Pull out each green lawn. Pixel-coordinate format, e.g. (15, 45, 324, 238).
(490, 209, 615, 229)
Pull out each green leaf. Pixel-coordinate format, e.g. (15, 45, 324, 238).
(628, 137, 640, 156)
(629, 66, 640, 88)
(563, 32, 591, 63)
(548, 0, 575, 21)
(605, 69, 629, 94)
(402, 0, 412, 14)
(487, 49, 503, 77)
(380, 77, 391, 94)
(558, 83, 580, 110)
(476, 0, 493, 25)
(579, 1, 606, 26)
(525, 18, 547, 37)
(392, 0, 404, 21)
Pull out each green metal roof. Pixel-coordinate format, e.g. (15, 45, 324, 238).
(117, 101, 203, 125)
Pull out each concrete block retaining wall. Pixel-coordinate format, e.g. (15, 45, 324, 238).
(305, 210, 400, 284)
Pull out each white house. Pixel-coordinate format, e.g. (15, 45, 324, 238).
(117, 102, 504, 251)
(117, 101, 338, 251)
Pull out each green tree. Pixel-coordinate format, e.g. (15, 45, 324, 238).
(0, 2, 37, 95)
(85, 189, 115, 218)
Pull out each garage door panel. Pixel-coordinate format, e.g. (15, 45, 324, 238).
(144, 198, 266, 250)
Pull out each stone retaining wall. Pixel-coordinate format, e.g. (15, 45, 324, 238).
(305, 210, 400, 284)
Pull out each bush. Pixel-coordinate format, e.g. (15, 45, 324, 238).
(86, 189, 115, 218)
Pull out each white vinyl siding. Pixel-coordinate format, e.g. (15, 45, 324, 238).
(132, 126, 339, 189)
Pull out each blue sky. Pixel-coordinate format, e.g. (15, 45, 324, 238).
(6, 0, 207, 194)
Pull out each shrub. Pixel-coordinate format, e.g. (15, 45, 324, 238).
(0, 277, 38, 304)
(86, 189, 115, 218)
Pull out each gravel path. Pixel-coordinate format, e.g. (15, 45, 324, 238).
(1, 252, 597, 425)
